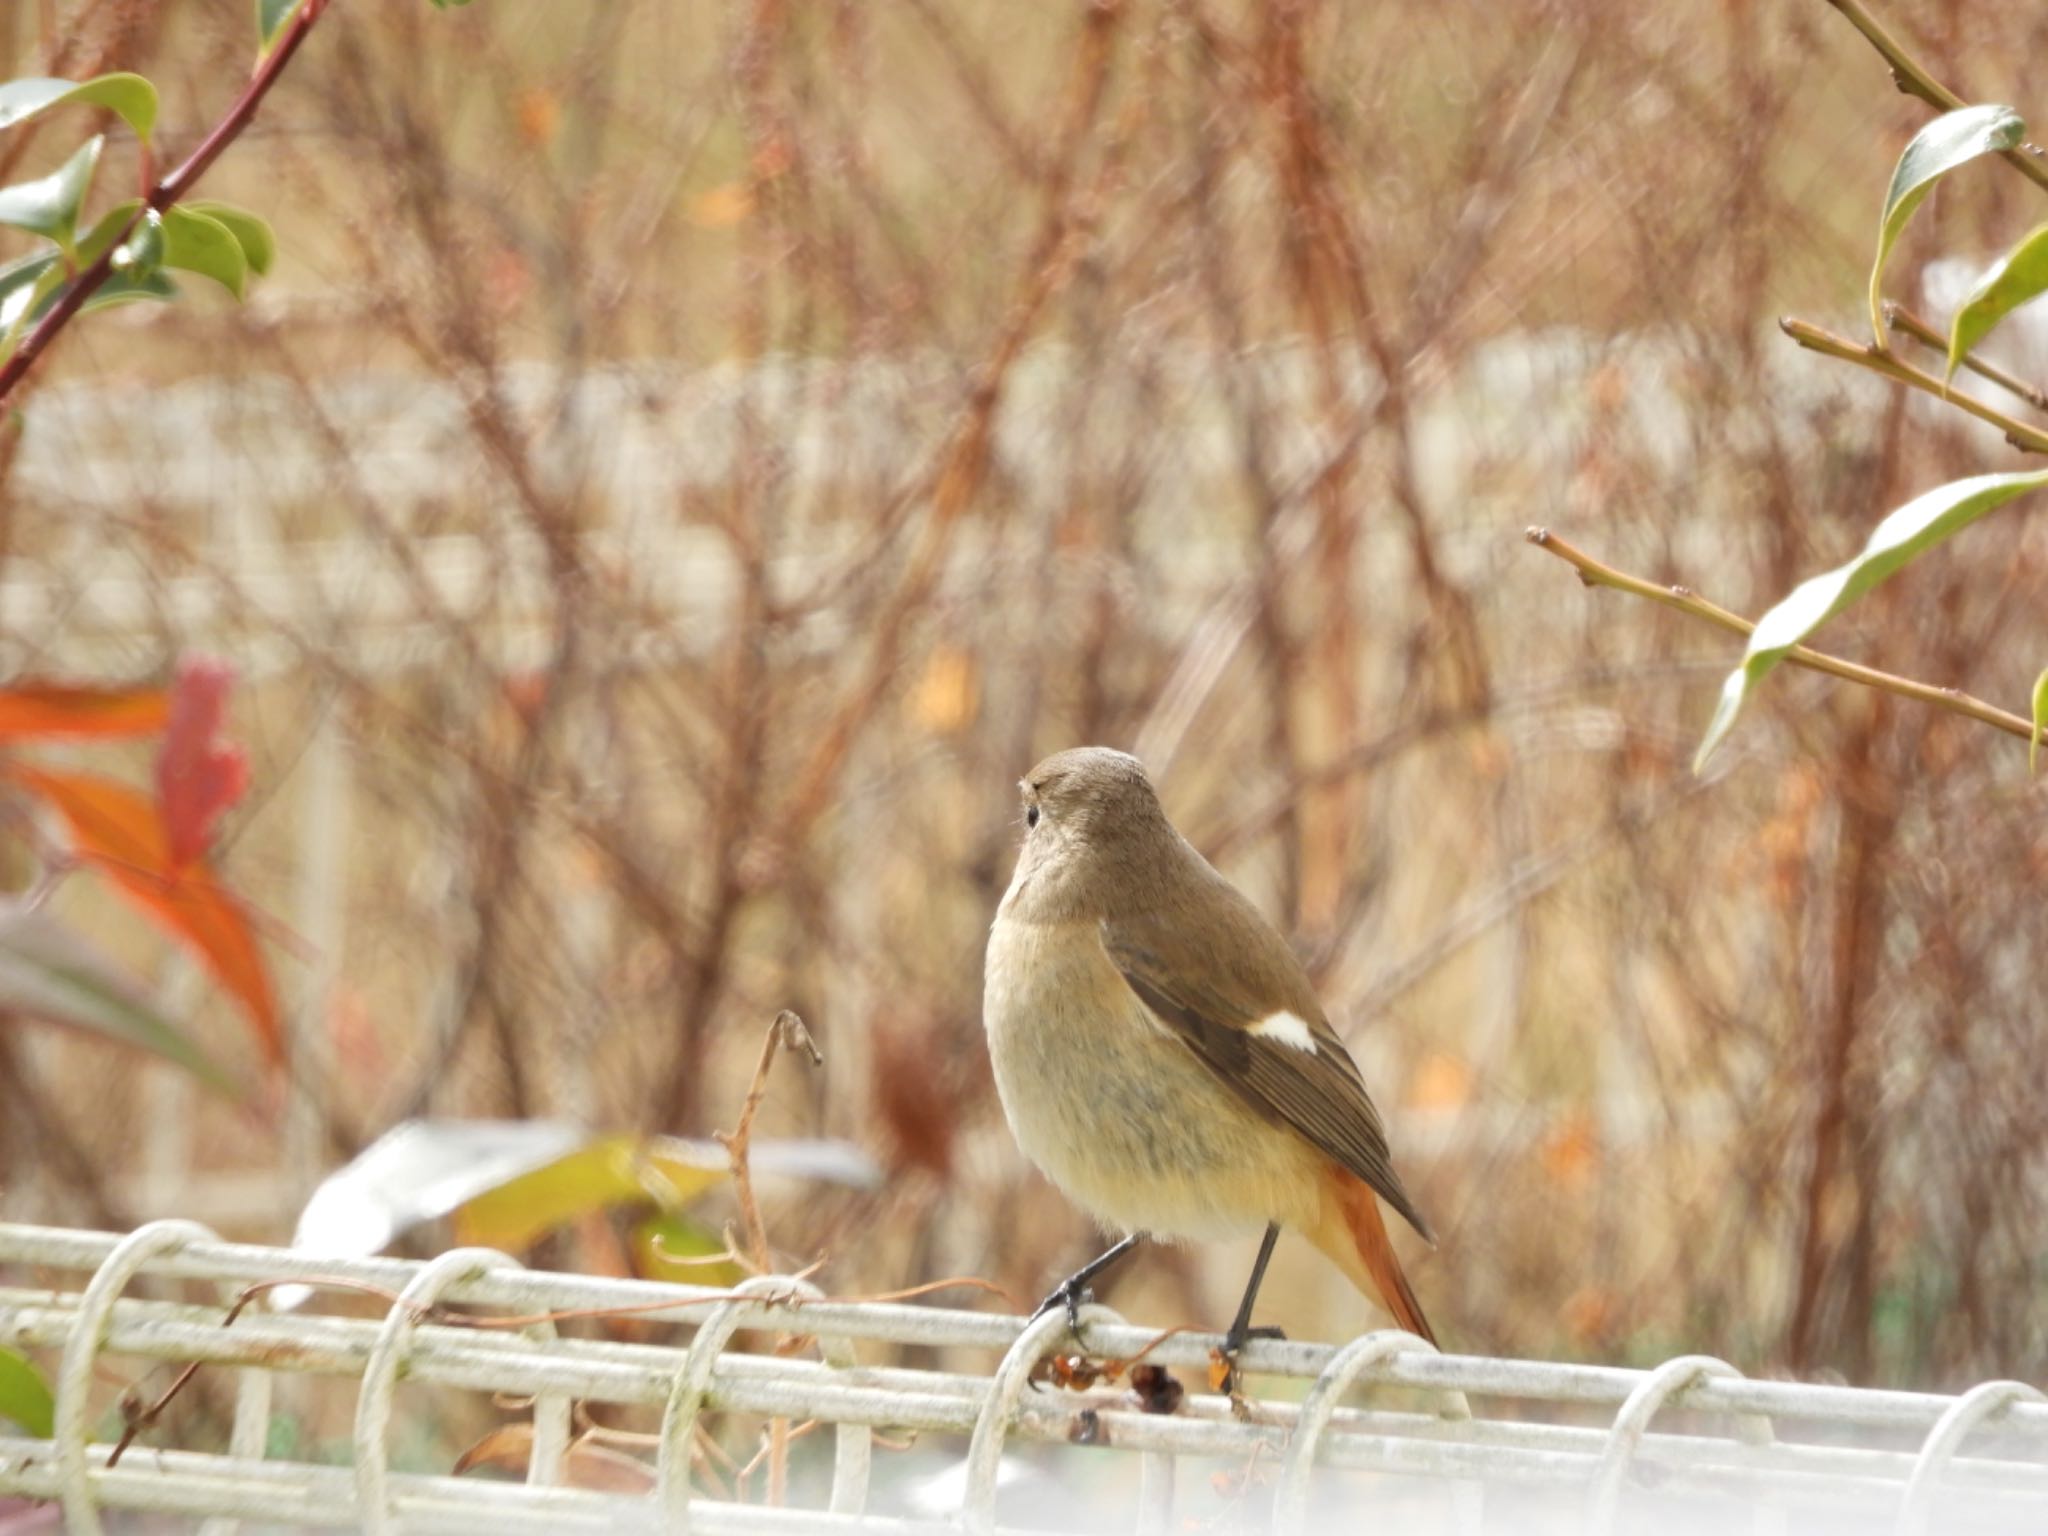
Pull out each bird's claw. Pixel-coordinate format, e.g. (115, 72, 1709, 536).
(1030, 1276, 1095, 1335)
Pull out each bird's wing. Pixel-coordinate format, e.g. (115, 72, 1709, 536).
(1101, 898, 1432, 1243)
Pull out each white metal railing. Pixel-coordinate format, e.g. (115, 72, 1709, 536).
(2, 1223, 2047, 1533)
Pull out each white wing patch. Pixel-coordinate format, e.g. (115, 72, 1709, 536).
(1249, 1010, 1318, 1054)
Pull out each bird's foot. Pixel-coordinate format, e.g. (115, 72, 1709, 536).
(1210, 1323, 1286, 1400)
(1029, 1273, 1097, 1336)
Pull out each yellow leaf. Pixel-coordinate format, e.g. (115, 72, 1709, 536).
(633, 1212, 743, 1287)
(452, 1136, 727, 1253)
(907, 646, 980, 735)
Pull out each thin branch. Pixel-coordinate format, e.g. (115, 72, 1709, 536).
(718, 1009, 823, 1276)
(1524, 527, 2039, 744)
(714, 1007, 822, 1507)
(1822, 0, 2048, 194)
(0, 0, 333, 406)
(1883, 302, 2048, 413)
(1779, 315, 2048, 455)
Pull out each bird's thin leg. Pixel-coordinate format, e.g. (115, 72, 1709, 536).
(1217, 1222, 1286, 1394)
(1031, 1233, 1143, 1332)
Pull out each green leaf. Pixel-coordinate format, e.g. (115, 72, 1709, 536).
(0, 135, 102, 251)
(1870, 104, 2025, 345)
(112, 207, 165, 277)
(0, 1346, 54, 1438)
(257, 0, 308, 53)
(0, 250, 61, 340)
(2031, 667, 2048, 776)
(77, 198, 140, 259)
(1945, 222, 2048, 385)
(184, 200, 276, 276)
(0, 903, 233, 1089)
(1696, 469, 2048, 771)
(0, 73, 159, 143)
(163, 206, 248, 297)
(0, 202, 176, 348)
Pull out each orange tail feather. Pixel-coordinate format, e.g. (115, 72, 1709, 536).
(1309, 1166, 1437, 1345)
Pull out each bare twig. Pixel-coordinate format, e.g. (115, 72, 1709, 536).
(1821, 0, 2048, 195)
(1883, 302, 2048, 413)
(718, 1009, 823, 1276)
(0, 0, 334, 405)
(1779, 315, 2048, 455)
(1524, 528, 2039, 744)
(714, 1008, 822, 1506)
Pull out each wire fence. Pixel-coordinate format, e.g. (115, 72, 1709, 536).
(2, 1221, 2046, 1534)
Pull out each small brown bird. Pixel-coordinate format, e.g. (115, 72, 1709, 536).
(983, 746, 1435, 1360)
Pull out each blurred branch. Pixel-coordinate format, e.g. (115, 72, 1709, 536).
(1778, 316, 2048, 454)
(1524, 527, 2039, 744)
(0, 0, 333, 406)
(1883, 302, 2048, 413)
(1821, 0, 2048, 194)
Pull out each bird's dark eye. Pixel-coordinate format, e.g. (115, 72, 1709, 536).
(1026, 805, 1041, 828)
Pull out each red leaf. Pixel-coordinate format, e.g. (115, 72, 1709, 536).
(154, 657, 249, 869)
(5, 764, 282, 1067)
(0, 683, 170, 740)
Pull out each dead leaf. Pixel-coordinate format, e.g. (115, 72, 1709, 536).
(455, 1425, 655, 1493)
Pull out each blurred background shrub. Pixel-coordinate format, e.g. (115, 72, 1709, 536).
(2, 0, 2046, 1393)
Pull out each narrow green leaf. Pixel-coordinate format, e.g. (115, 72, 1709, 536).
(0, 135, 102, 251)
(184, 200, 276, 276)
(2031, 667, 2048, 776)
(0, 73, 159, 143)
(1945, 223, 2048, 385)
(0, 1346, 54, 1438)
(257, 0, 308, 53)
(1696, 469, 2048, 771)
(0, 903, 234, 1089)
(163, 206, 248, 298)
(1870, 104, 2025, 345)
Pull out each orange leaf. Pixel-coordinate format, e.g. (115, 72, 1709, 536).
(6, 765, 282, 1066)
(1539, 1112, 1599, 1190)
(0, 683, 169, 739)
(1405, 1050, 1473, 1112)
(513, 88, 561, 149)
(688, 181, 754, 228)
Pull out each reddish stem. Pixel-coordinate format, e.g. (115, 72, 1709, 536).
(0, 0, 332, 406)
